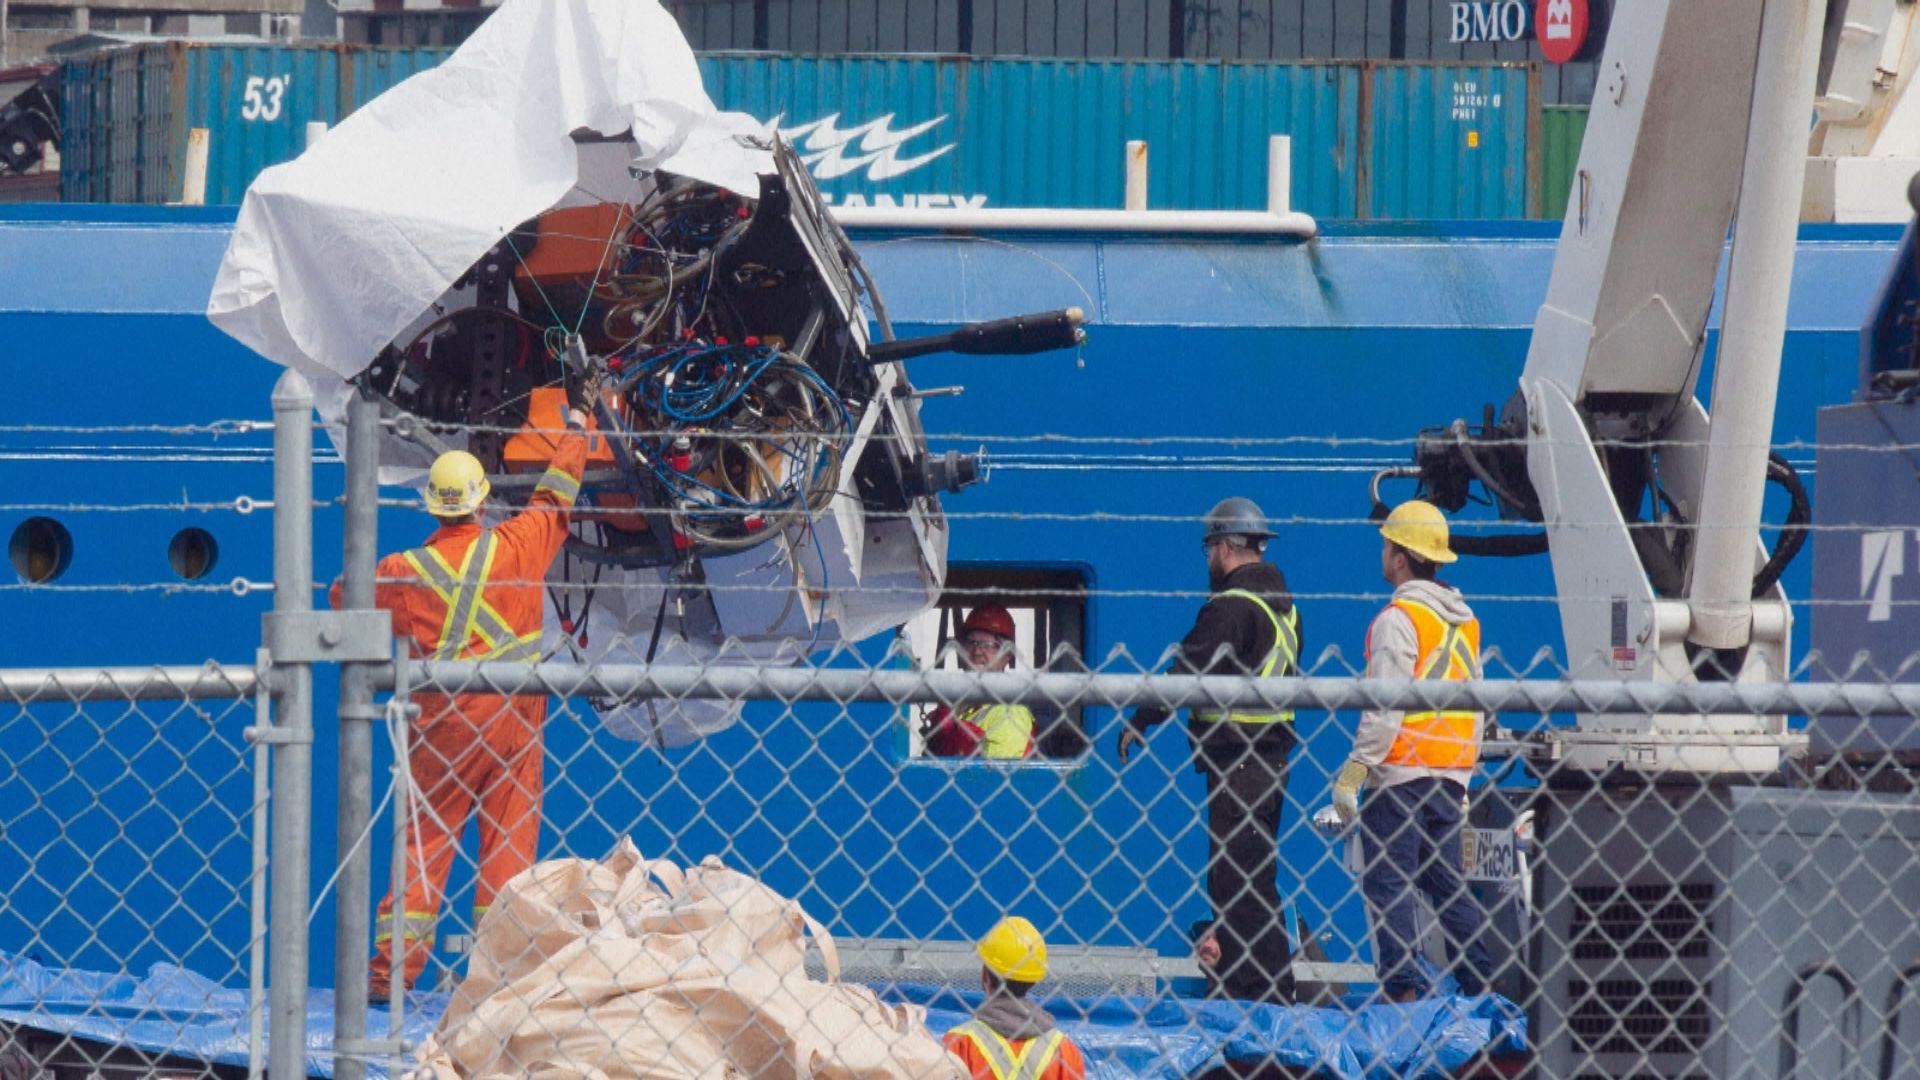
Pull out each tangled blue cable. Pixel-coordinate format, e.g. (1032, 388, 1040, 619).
(602, 342, 854, 523)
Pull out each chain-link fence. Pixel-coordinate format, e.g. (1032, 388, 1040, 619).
(0, 664, 269, 1079)
(5, 652, 1918, 1078)
(4, 381, 1920, 1080)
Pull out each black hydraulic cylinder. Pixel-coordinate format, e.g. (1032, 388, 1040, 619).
(867, 307, 1086, 364)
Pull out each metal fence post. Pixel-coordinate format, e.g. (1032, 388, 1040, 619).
(269, 370, 315, 1080)
(333, 385, 380, 1080)
(248, 647, 272, 1080)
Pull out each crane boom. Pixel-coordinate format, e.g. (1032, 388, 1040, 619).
(1380, 0, 1835, 773)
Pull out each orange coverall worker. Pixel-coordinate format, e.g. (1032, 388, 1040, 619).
(943, 1011, 1087, 1080)
(336, 431, 587, 993)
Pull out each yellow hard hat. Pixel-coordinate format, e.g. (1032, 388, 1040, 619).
(977, 916, 1048, 982)
(1379, 499, 1457, 564)
(423, 451, 491, 518)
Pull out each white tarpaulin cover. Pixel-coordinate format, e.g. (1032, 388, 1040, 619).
(205, 0, 772, 382)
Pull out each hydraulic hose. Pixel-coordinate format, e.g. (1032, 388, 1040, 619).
(1751, 451, 1810, 598)
(1451, 419, 1540, 519)
(1368, 463, 1546, 557)
(1450, 531, 1551, 557)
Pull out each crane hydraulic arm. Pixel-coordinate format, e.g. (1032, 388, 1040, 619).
(1375, 0, 1836, 774)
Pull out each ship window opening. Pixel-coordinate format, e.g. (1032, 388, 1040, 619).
(898, 565, 1090, 762)
(9, 516, 73, 584)
(167, 527, 219, 581)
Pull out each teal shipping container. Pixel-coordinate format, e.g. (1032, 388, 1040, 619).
(702, 55, 1536, 218)
(701, 55, 1367, 215)
(61, 43, 352, 204)
(1363, 62, 1539, 219)
(60, 46, 1537, 219)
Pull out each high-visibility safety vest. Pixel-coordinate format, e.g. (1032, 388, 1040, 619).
(958, 703, 1036, 758)
(947, 1022, 1070, 1080)
(399, 530, 545, 663)
(1383, 596, 1482, 769)
(1192, 589, 1300, 725)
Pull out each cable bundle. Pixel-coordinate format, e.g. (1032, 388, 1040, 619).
(603, 341, 853, 549)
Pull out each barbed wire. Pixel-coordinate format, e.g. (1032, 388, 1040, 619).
(0, 420, 272, 435)
(14, 573, 1920, 614)
(8, 416, 1918, 460)
(0, 499, 273, 514)
(369, 413, 1920, 452)
(0, 579, 270, 595)
(324, 497, 1878, 535)
(3, 417, 1917, 457)
(7, 494, 1868, 534)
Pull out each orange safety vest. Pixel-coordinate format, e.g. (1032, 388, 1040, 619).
(945, 1022, 1083, 1080)
(1383, 597, 1482, 769)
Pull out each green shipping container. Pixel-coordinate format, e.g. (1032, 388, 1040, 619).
(1539, 105, 1589, 221)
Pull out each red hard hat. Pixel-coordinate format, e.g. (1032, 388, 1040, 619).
(960, 605, 1016, 641)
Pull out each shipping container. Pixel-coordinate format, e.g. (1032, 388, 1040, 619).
(703, 55, 1534, 218)
(701, 55, 1368, 216)
(344, 45, 451, 112)
(658, 0, 1614, 106)
(1538, 103, 1587, 221)
(59, 46, 1536, 219)
(61, 42, 349, 204)
(1364, 62, 1536, 218)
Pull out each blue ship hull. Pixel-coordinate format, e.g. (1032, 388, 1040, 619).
(0, 206, 1901, 990)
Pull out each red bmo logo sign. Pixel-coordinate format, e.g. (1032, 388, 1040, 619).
(1536, 0, 1589, 63)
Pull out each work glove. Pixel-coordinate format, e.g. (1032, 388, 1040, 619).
(566, 364, 604, 418)
(1331, 760, 1369, 826)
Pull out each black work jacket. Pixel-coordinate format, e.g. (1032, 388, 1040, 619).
(1129, 562, 1303, 770)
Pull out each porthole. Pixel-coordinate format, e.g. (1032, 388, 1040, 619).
(9, 517, 73, 584)
(167, 527, 220, 581)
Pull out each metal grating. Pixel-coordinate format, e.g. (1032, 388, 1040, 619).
(1567, 978, 1713, 1056)
(1570, 883, 1715, 962)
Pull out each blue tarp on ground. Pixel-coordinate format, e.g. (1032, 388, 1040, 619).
(0, 953, 1524, 1079)
(0, 953, 440, 1078)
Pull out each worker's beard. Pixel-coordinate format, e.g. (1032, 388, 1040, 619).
(1208, 565, 1230, 593)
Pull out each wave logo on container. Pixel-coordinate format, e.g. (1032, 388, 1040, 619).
(773, 112, 955, 182)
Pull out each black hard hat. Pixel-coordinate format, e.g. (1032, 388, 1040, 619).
(1202, 497, 1275, 542)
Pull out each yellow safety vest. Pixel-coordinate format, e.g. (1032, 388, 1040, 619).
(949, 1022, 1066, 1080)
(1192, 589, 1300, 725)
(958, 703, 1036, 758)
